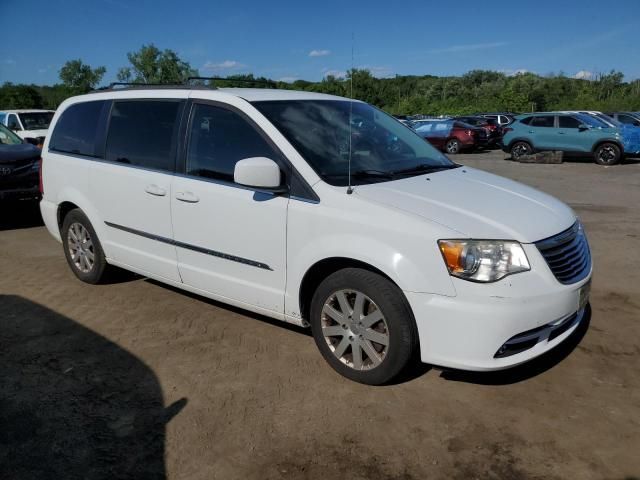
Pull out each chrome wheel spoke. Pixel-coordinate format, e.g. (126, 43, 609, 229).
(352, 343, 363, 369)
(333, 336, 350, 358)
(322, 325, 345, 337)
(361, 310, 383, 328)
(322, 305, 345, 323)
(361, 340, 382, 367)
(336, 291, 351, 316)
(364, 329, 389, 346)
(352, 292, 365, 319)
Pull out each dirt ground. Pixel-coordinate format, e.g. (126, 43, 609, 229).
(1, 150, 639, 479)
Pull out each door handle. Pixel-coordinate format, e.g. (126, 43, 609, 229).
(145, 184, 166, 196)
(528, 130, 535, 134)
(175, 191, 200, 203)
(558, 132, 566, 134)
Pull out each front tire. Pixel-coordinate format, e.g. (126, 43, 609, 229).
(61, 209, 110, 284)
(594, 143, 621, 165)
(310, 268, 417, 385)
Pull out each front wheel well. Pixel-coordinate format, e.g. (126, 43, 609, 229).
(298, 257, 398, 323)
(57, 201, 80, 230)
(592, 140, 623, 153)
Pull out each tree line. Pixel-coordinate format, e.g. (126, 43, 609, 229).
(2, 44, 639, 115)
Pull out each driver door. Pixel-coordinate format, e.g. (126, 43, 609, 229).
(170, 101, 289, 314)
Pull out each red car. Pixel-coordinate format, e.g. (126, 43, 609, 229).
(454, 116, 503, 146)
(413, 120, 488, 154)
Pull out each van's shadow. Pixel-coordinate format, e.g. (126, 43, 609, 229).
(0, 295, 185, 479)
(439, 305, 591, 385)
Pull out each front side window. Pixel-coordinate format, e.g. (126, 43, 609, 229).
(558, 116, 582, 128)
(7, 114, 21, 130)
(186, 103, 283, 183)
(254, 100, 454, 186)
(105, 100, 182, 172)
(530, 116, 555, 128)
(19, 112, 54, 130)
(49, 101, 108, 156)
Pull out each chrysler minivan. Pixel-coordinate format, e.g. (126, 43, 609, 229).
(40, 86, 592, 384)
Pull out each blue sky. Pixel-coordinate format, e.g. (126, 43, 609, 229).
(1, 0, 639, 85)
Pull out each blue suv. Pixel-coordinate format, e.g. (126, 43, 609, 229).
(502, 112, 630, 165)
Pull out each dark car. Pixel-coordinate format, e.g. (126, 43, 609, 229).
(454, 116, 502, 146)
(0, 123, 41, 201)
(413, 119, 488, 154)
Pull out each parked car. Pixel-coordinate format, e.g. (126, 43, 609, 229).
(502, 112, 627, 165)
(453, 116, 503, 146)
(560, 111, 640, 157)
(479, 113, 516, 127)
(0, 109, 55, 142)
(40, 86, 591, 384)
(0, 123, 41, 201)
(414, 119, 488, 153)
(604, 112, 640, 127)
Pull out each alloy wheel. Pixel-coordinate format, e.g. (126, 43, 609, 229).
(321, 289, 389, 370)
(67, 222, 95, 273)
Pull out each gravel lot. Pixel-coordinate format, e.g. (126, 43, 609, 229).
(1, 150, 639, 479)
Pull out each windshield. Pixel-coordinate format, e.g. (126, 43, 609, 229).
(593, 113, 622, 127)
(253, 100, 454, 186)
(0, 123, 23, 145)
(18, 111, 54, 131)
(576, 113, 609, 128)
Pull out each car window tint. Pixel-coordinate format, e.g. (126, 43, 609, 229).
(558, 116, 582, 128)
(530, 116, 555, 128)
(520, 117, 533, 125)
(49, 101, 108, 156)
(186, 103, 281, 183)
(618, 114, 636, 124)
(7, 114, 21, 130)
(105, 100, 182, 171)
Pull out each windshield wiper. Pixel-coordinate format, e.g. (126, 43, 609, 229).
(392, 164, 459, 176)
(351, 169, 395, 179)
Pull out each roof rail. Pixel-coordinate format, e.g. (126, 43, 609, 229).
(186, 76, 278, 88)
(95, 81, 217, 92)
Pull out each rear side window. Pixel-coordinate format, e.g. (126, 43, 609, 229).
(49, 101, 108, 156)
(520, 117, 532, 125)
(105, 100, 183, 172)
(530, 116, 555, 128)
(558, 116, 582, 128)
(185, 103, 282, 183)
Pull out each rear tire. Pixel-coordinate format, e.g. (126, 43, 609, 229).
(510, 141, 533, 160)
(594, 143, 621, 166)
(61, 209, 111, 284)
(310, 268, 417, 385)
(445, 139, 461, 154)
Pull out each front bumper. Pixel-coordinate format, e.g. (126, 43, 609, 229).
(0, 185, 40, 201)
(405, 245, 592, 371)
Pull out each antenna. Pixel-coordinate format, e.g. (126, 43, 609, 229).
(347, 32, 355, 195)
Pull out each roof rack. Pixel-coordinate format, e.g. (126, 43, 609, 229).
(186, 76, 278, 88)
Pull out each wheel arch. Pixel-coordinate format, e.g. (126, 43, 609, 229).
(298, 257, 400, 324)
(507, 137, 535, 151)
(592, 139, 624, 153)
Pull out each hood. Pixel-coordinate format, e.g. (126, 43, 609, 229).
(354, 167, 575, 243)
(17, 129, 48, 139)
(0, 143, 41, 164)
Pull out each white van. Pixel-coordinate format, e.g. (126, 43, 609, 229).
(40, 86, 592, 384)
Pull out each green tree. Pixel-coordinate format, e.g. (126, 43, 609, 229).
(0, 82, 43, 108)
(117, 44, 197, 84)
(59, 59, 106, 93)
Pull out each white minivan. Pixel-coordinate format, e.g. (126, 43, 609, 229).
(40, 86, 592, 384)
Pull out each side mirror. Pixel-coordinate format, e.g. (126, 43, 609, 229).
(234, 157, 286, 193)
(578, 124, 591, 131)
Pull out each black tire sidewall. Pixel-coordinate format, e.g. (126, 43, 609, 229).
(594, 143, 621, 165)
(511, 141, 531, 159)
(310, 268, 417, 385)
(61, 209, 108, 284)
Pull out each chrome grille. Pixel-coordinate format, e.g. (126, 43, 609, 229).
(535, 222, 591, 284)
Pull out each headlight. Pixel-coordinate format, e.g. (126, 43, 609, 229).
(438, 240, 530, 282)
